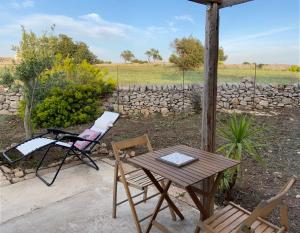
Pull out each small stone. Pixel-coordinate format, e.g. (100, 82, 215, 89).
(25, 173, 36, 180)
(0, 165, 12, 174)
(297, 152, 300, 155)
(108, 151, 114, 157)
(161, 108, 169, 116)
(296, 194, 300, 199)
(130, 151, 136, 157)
(14, 170, 25, 178)
(273, 172, 283, 179)
(101, 142, 107, 148)
(25, 168, 35, 174)
(259, 100, 269, 107)
(99, 148, 109, 154)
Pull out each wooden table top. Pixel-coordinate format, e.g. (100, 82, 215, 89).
(128, 145, 240, 188)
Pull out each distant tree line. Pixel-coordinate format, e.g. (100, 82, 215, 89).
(120, 36, 227, 69)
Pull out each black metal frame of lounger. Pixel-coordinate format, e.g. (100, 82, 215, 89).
(2, 115, 119, 186)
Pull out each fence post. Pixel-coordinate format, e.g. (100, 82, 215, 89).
(253, 63, 256, 109)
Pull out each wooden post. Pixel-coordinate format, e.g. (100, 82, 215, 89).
(201, 2, 219, 218)
(189, 0, 253, 221)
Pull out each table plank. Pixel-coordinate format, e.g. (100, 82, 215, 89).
(129, 145, 240, 188)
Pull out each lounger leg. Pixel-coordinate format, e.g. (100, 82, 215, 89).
(36, 146, 70, 186)
(75, 150, 99, 170)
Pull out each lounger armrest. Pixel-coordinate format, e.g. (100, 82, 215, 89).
(47, 128, 78, 136)
(60, 135, 100, 144)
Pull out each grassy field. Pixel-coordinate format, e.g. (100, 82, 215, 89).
(98, 64, 299, 86)
(1, 63, 299, 86)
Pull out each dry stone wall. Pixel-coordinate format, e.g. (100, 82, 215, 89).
(104, 79, 300, 116)
(1, 79, 299, 116)
(0, 86, 22, 115)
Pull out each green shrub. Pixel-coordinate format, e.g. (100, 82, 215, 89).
(0, 67, 15, 88)
(288, 65, 300, 72)
(33, 84, 102, 128)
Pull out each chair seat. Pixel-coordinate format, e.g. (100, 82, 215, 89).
(203, 202, 280, 233)
(120, 169, 164, 189)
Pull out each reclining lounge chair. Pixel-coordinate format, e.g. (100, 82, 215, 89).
(3, 111, 120, 186)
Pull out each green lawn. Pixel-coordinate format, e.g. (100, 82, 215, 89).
(99, 64, 300, 86)
(1, 64, 299, 86)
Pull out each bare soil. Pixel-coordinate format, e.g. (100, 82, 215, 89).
(0, 109, 299, 232)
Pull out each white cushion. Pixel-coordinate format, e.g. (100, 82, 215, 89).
(17, 138, 55, 155)
(90, 111, 119, 132)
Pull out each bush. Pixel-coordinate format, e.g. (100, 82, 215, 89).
(0, 67, 15, 88)
(288, 65, 300, 72)
(33, 84, 102, 128)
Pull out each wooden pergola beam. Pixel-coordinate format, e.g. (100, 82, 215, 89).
(189, 0, 253, 8)
(220, 0, 253, 8)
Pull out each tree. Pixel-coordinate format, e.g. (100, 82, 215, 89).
(169, 36, 204, 70)
(54, 34, 98, 64)
(218, 47, 228, 64)
(145, 50, 152, 63)
(145, 48, 163, 63)
(13, 27, 57, 139)
(120, 50, 135, 63)
(169, 36, 227, 69)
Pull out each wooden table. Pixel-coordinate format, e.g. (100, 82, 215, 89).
(128, 145, 240, 233)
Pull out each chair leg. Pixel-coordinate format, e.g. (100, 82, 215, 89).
(143, 187, 148, 203)
(161, 180, 177, 221)
(79, 151, 99, 170)
(36, 146, 69, 186)
(121, 178, 143, 233)
(112, 166, 118, 218)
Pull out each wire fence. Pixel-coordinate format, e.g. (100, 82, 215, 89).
(97, 63, 300, 88)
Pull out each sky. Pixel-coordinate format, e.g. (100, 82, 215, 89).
(0, 0, 299, 64)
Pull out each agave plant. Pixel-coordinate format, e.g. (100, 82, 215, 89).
(217, 113, 264, 200)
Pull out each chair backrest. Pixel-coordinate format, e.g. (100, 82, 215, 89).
(77, 111, 119, 151)
(239, 176, 296, 232)
(111, 134, 153, 162)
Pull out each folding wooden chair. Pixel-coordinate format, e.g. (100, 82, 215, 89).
(199, 176, 296, 233)
(111, 134, 176, 233)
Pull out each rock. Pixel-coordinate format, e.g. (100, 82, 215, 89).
(141, 109, 150, 117)
(161, 108, 169, 116)
(296, 194, 300, 199)
(10, 101, 19, 109)
(0, 165, 12, 174)
(101, 142, 107, 148)
(25, 168, 35, 174)
(273, 172, 283, 179)
(99, 148, 109, 154)
(14, 170, 25, 178)
(259, 100, 269, 107)
(240, 101, 247, 106)
(108, 151, 114, 157)
(282, 98, 291, 104)
(129, 151, 136, 157)
(12, 177, 25, 183)
(25, 173, 36, 180)
(231, 98, 239, 105)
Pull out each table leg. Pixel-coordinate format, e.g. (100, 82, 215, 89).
(144, 180, 172, 233)
(142, 169, 184, 221)
(186, 172, 224, 233)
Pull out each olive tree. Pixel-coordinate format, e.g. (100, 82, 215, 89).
(13, 27, 57, 139)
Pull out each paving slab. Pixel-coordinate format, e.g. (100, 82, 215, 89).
(0, 161, 200, 233)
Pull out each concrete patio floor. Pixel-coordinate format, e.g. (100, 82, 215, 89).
(0, 160, 200, 233)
